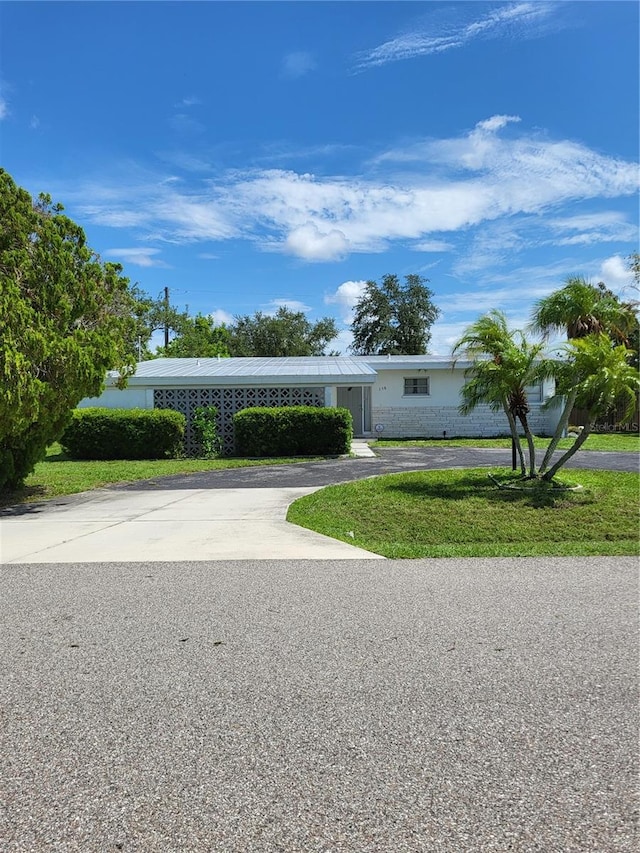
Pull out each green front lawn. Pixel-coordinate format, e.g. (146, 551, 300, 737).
(375, 433, 639, 452)
(287, 468, 640, 558)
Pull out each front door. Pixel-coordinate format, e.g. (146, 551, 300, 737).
(337, 386, 370, 436)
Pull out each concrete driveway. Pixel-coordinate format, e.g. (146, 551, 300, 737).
(0, 487, 382, 563)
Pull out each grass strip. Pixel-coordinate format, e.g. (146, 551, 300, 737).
(375, 433, 639, 453)
(287, 468, 640, 558)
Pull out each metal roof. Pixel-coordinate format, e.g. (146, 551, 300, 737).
(363, 354, 469, 370)
(108, 355, 476, 387)
(128, 356, 378, 384)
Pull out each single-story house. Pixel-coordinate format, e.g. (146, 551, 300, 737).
(80, 355, 562, 453)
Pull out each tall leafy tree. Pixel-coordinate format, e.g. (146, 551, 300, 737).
(228, 306, 338, 356)
(453, 311, 552, 478)
(0, 169, 138, 490)
(350, 273, 440, 355)
(158, 313, 230, 358)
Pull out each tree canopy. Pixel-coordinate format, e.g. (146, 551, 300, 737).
(227, 306, 338, 357)
(131, 287, 191, 359)
(453, 311, 552, 478)
(530, 276, 636, 344)
(0, 170, 139, 489)
(158, 313, 230, 358)
(350, 273, 440, 355)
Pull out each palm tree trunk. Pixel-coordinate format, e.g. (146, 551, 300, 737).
(504, 405, 526, 475)
(539, 387, 578, 475)
(518, 413, 536, 477)
(542, 420, 592, 481)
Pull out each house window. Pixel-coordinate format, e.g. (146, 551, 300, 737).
(404, 377, 430, 396)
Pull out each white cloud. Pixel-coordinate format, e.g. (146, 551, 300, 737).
(355, 2, 557, 69)
(325, 279, 368, 323)
(330, 328, 355, 356)
(412, 239, 453, 253)
(57, 118, 638, 265)
(0, 97, 8, 120)
(175, 95, 201, 108)
(263, 299, 312, 314)
(210, 308, 234, 326)
(104, 247, 166, 267)
(150, 191, 239, 241)
(548, 211, 637, 246)
(284, 222, 350, 261)
(282, 51, 316, 79)
(29, 115, 40, 130)
(598, 255, 634, 290)
(476, 114, 521, 134)
(428, 320, 473, 356)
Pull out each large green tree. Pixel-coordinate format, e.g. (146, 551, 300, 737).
(0, 170, 139, 490)
(350, 273, 440, 355)
(228, 306, 338, 357)
(452, 311, 552, 478)
(158, 313, 230, 358)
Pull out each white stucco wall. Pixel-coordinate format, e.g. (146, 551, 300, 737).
(78, 386, 153, 410)
(370, 368, 562, 438)
(373, 367, 464, 407)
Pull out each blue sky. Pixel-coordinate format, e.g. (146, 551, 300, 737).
(2, 1, 638, 354)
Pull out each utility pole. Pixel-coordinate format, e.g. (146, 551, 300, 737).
(164, 286, 170, 349)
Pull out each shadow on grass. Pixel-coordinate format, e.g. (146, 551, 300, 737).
(386, 471, 594, 509)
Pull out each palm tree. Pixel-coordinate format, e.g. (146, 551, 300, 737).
(453, 311, 552, 478)
(539, 335, 639, 480)
(530, 276, 636, 344)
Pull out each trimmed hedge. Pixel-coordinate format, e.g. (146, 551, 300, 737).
(233, 406, 352, 457)
(61, 408, 186, 460)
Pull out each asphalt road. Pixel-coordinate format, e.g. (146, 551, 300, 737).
(1, 556, 638, 852)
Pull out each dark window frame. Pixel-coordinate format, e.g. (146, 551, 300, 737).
(403, 376, 430, 396)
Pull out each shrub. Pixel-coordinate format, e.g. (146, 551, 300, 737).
(61, 408, 185, 459)
(234, 406, 352, 457)
(191, 405, 222, 458)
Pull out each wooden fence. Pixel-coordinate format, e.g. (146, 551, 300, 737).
(570, 403, 639, 433)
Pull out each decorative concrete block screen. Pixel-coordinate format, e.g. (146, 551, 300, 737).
(154, 386, 326, 454)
